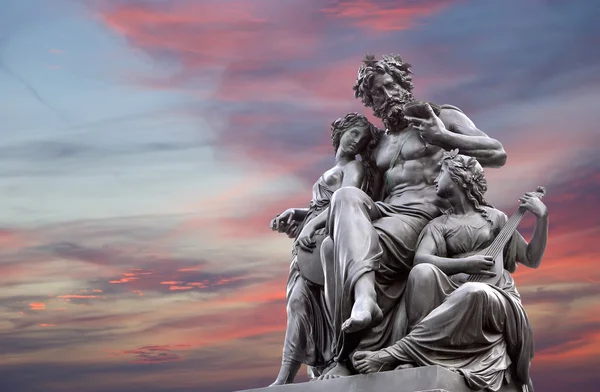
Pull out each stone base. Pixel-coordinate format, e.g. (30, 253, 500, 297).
(236, 365, 520, 392)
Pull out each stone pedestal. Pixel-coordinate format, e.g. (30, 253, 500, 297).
(236, 365, 520, 392)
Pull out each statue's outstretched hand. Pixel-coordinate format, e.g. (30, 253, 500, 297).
(405, 103, 446, 144)
(270, 208, 296, 233)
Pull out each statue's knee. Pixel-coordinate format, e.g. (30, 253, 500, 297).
(456, 282, 488, 301)
(331, 186, 365, 208)
(320, 237, 334, 267)
(408, 263, 438, 287)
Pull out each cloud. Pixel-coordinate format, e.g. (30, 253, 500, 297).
(0, 140, 209, 163)
(0, 228, 33, 250)
(29, 302, 46, 310)
(322, 0, 461, 32)
(410, 1, 600, 114)
(118, 344, 189, 364)
(1, 1, 599, 391)
(96, 0, 324, 87)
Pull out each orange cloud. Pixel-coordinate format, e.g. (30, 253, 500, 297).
(168, 286, 193, 291)
(30, 302, 46, 310)
(109, 276, 139, 284)
(536, 324, 600, 365)
(178, 267, 203, 272)
(514, 227, 600, 287)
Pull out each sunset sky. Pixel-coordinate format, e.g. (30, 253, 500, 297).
(1, 0, 599, 391)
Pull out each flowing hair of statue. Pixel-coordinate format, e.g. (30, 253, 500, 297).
(331, 113, 383, 199)
(441, 149, 494, 222)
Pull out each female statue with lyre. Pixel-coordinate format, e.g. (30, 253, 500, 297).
(352, 149, 549, 392)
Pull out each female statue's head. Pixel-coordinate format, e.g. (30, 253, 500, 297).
(330, 112, 382, 196)
(436, 149, 492, 219)
(331, 113, 379, 156)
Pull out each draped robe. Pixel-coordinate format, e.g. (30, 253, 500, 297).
(383, 207, 535, 392)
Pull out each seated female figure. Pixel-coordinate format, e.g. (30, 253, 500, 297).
(352, 150, 548, 392)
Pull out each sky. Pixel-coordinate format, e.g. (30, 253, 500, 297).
(0, 0, 599, 391)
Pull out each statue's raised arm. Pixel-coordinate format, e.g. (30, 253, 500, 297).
(403, 101, 507, 167)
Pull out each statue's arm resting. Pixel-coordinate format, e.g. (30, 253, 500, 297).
(413, 235, 468, 275)
(437, 108, 507, 168)
(291, 208, 310, 221)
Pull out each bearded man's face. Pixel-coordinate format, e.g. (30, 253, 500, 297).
(370, 72, 411, 126)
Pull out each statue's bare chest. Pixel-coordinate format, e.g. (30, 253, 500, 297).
(375, 131, 440, 171)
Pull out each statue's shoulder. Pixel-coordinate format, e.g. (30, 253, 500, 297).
(482, 206, 509, 226)
(417, 102, 465, 119)
(346, 159, 366, 172)
(428, 213, 451, 228)
(439, 104, 464, 113)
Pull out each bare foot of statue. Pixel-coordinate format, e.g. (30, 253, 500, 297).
(352, 350, 399, 374)
(341, 295, 383, 333)
(316, 361, 352, 380)
(396, 363, 416, 370)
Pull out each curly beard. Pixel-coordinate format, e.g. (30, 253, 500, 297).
(372, 93, 412, 130)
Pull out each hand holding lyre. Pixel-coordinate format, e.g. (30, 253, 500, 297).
(518, 192, 548, 218)
(459, 255, 496, 276)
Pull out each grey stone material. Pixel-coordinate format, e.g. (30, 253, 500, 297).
(266, 54, 549, 391)
(237, 366, 520, 392)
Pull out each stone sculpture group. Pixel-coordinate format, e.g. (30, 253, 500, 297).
(268, 54, 548, 392)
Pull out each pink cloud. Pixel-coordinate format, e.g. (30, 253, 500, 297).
(168, 285, 193, 291)
(0, 228, 34, 250)
(322, 0, 461, 32)
(57, 294, 104, 299)
(156, 143, 331, 245)
(97, 0, 322, 88)
(218, 193, 310, 239)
